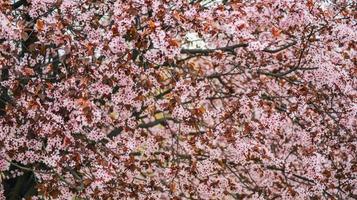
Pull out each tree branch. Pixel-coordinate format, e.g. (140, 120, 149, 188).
(180, 40, 297, 54)
(138, 117, 174, 128)
(262, 40, 297, 53)
(180, 43, 248, 54)
(12, 0, 28, 10)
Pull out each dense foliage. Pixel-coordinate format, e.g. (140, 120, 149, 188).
(0, 0, 356, 199)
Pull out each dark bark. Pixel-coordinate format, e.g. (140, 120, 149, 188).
(12, 0, 29, 10)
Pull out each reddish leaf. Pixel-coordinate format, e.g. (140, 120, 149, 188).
(272, 27, 281, 38)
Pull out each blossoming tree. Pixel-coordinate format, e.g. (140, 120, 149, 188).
(0, 0, 356, 199)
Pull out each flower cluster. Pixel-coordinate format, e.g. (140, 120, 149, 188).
(0, 0, 356, 199)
